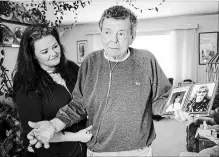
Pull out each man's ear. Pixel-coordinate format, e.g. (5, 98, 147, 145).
(130, 32, 136, 44)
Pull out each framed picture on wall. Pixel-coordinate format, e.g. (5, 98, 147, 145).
(77, 40, 87, 63)
(199, 32, 219, 65)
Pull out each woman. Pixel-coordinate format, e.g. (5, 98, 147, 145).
(12, 25, 91, 157)
(186, 85, 210, 113)
(166, 94, 182, 112)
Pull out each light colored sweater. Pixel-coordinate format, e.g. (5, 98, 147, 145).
(57, 47, 172, 152)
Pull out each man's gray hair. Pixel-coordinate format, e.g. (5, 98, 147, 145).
(98, 5, 138, 35)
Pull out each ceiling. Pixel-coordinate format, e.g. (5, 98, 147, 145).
(58, 0, 219, 25)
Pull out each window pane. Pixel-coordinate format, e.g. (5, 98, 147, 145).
(131, 33, 172, 78)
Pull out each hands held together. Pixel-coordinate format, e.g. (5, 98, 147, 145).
(27, 121, 92, 149)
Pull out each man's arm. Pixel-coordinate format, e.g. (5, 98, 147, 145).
(148, 55, 193, 122)
(55, 59, 89, 128)
(150, 56, 172, 116)
(50, 118, 66, 133)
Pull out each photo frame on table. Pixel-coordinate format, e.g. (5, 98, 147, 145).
(199, 32, 218, 65)
(183, 82, 218, 116)
(77, 40, 87, 63)
(163, 85, 192, 117)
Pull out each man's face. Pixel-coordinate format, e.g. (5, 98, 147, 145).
(100, 18, 135, 59)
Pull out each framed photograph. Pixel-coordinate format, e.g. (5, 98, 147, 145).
(183, 82, 218, 115)
(77, 40, 87, 63)
(163, 85, 192, 117)
(199, 32, 219, 65)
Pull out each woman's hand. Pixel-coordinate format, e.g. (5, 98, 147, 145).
(76, 125, 93, 143)
(50, 131, 66, 143)
(50, 125, 93, 143)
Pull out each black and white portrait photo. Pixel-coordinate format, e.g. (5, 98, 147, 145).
(184, 82, 218, 114)
(163, 85, 192, 116)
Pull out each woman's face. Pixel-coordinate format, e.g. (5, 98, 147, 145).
(196, 88, 207, 102)
(174, 96, 181, 103)
(34, 35, 61, 72)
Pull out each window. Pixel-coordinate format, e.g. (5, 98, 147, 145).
(131, 32, 172, 78)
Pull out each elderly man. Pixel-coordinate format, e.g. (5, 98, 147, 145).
(27, 5, 189, 157)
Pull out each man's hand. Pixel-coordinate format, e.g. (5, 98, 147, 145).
(28, 129, 48, 149)
(27, 121, 56, 149)
(174, 110, 194, 122)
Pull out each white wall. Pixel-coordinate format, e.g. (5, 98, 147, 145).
(62, 14, 219, 83)
(61, 23, 100, 64)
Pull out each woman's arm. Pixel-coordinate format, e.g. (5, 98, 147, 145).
(50, 125, 92, 143)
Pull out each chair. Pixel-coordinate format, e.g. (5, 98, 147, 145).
(186, 116, 217, 153)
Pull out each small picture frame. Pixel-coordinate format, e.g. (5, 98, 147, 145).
(183, 82, 218, 115)
(199, 32, 219, 65)
(77, 40, 87, 63)
(163, 85, 192, 117)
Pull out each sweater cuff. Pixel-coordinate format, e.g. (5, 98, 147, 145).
(50, 117, 67, 132)
(55, 115, 71, 128)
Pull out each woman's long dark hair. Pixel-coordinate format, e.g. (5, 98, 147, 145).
(12, 25, 75, 102)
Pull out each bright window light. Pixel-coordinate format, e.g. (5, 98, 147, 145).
(131, 32, 172, 78)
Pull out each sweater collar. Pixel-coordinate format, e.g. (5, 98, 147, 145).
(104, 49, 130, 62)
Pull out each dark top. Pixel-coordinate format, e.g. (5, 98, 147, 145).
(186, 97, 210, 113)
(14, 61, 87, 157)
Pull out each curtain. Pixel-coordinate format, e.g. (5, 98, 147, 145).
(131, 33, 172, 78)
(170, 29, 198, 87)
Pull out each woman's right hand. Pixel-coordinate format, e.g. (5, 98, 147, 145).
(50, 125, 93, 143)
(76, 125, 93, 143)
